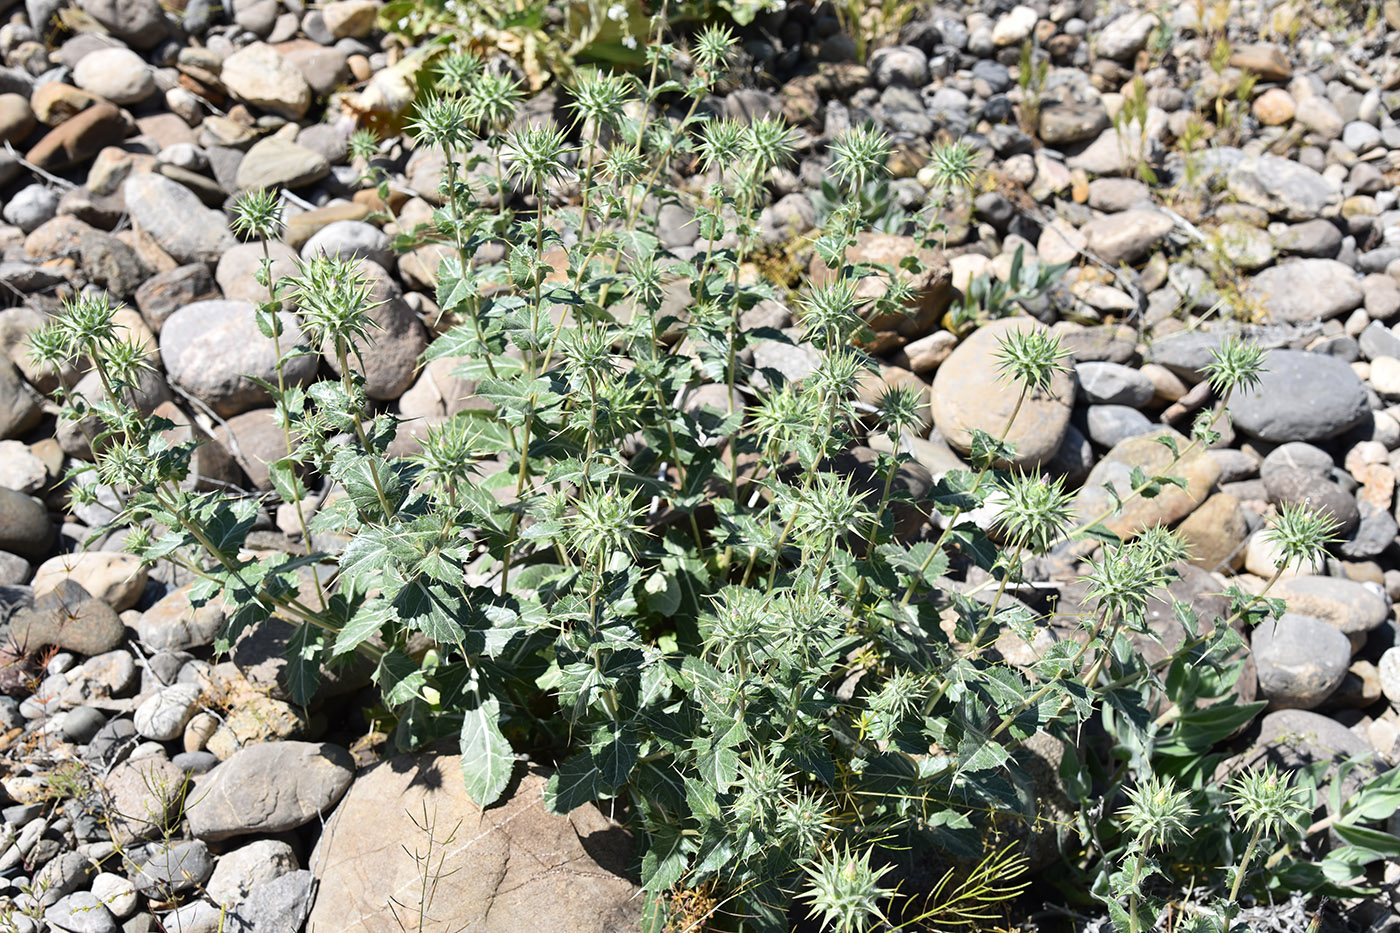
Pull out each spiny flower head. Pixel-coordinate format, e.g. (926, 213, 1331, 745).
(467, 69, 522, 132)
(1228, 764, 1309, 837)
(230, 188, 283, 241)
(799, 844, 893, 933)
(568, 69, 632, 130)
(435, 51, 482, 95)
(1263, 501, 1339, 571)
(408, 96, 474, 152)
(926, 139, 980, 191)
(1120, 774, 1195, 850)
(876, 383, 927, 441)
(1203, 335, 1268, 396)
(692, 22, 736, 77)
(698, 117, 747, 176)
(829, 124, 891, 191)
(503, 123, 575, 190)
(993, 327, 1069, 396)
(995, 471, 1075, 554)
(744, 116, 796, 174)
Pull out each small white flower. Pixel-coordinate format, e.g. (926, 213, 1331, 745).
(607, 3, 627, 21)
(471, 21, 487, 38)
(622, 34, 637, 49)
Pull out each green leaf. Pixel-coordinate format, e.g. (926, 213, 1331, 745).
(334, 598, 392, 657)
(544, 753, 601, 814)
(1154, 701, 1265, 756)
(284, 623, 323, 706)
(1333, 823, 1400, 859)
(267, 458, 305, 505)
(376, 650, 427, 707)
(696, 742, 740, 794)
(878, 542, 950, 586)
(595, 723, 639, 789)
(203, 498, 259, 561)
(459, 690, 515, 807)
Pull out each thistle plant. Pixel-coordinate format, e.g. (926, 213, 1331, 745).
(32, 45, 1373, 933)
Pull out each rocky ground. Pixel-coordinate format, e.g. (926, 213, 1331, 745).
(0, 0, 1398, 929)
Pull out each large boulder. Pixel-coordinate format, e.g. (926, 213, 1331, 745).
(306, 753, 641, 933)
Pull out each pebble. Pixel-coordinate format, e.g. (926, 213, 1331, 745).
(1380, 647, 1400, 705)
(931, 317, 1074, 468)
(124, 173, 235, 265)
(220, 42, 312, 120)
(45, 891, 117, 933)
(159, 300, 319, 417)
(206, 838, 298, 906)
(133, 682, 202, 741)
(1074, 428, 1220, 539)
(1251, 613, 1352, 709)
(72, 48, 155, 105)
(1229, 350, 1370, 442)
(185, 741, 354, 841)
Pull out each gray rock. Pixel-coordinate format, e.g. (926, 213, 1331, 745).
(186, 741, 354, 841)
(133, 682, 200, 741)
(870, 45, 927, 87)
(159, 901, 221, 933)
(124, 173, 236, 265)
(130, 840, 213, 895)
(135, 583, 224, 652)
(1227, 154, 1341, 221)
(206, 839, 298, 906)
(79, 0, 168, 48)
(1272, 574, 1391, 642)
(1229, 350, 1369, 442)
(86, 717, 137, 766)
(0, 358, 43, 440)
(134, 264, 221, 333)
(1143, 330, 1225, 381)
(46, 892, 117, 933)
(1273, 218, 1343, 257)
(1260, 441, 1333, 480)
(3, 184, 57, 233)
(1262, 466, 1360, 536)
(34, 851, 96, 907)
(1380, 646, 1400, 704)
(300, 219, 392, 268)
(62, 706, 107, 744)
(1083, 404, 1156, 447)
(1081, 209, 1174, 266)
(173, 750, 219, 773)
(215, 241, 299, 303)
(1340, 500, 1397, 558)
(0, 487, 51, 561)
(233, 135, 330, 191)
(1094, 11, 1155, 59)
(1343, 120, 1381, 153)
(72, 48, 155, 105)
(1251, 613, 1351, 709)
(1245, 259, 1362, 323)
(1359, 321, 1400, 361)
(159, 300, 319, 417)
(1038, 101, 1110, 145)
(223, 870, 312, 933)
(1076, 360, 1155, 407)
(220, 42, 311, 119)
